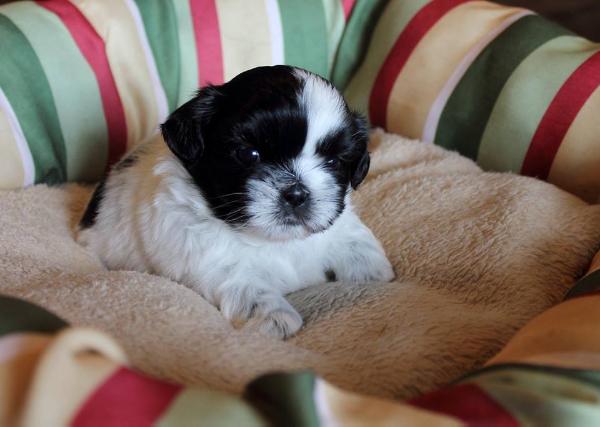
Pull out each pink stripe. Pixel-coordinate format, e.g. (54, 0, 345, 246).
(190, 0, 224, 86)
(410, 383, 519, 426)
(341, 0, 355, 20)
(521, 50, 600, 179)
(37, 0, 128, 167)
(71, 367, 182, 426)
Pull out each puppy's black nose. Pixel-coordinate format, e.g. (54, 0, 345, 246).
(282, 183, 309, 207)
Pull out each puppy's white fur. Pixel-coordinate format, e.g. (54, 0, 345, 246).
(78, 137, 393, 338)
(79, 72, 394, 338)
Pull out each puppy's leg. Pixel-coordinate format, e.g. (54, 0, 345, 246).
(218, 283, 302, 339)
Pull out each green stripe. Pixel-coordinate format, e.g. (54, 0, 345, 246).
(134, 0, 180, 113)
(467, 365, 600, 426)
(277, 0, 330, 78)
(171, 0, 198, 106)
(565, 269, 600, 300)
(461, 363, 600, 387)
(320, 0, 346, 76)
(478, 36, 597, 173)
(343, 0, 429, 115)
(331, 0, 389, 91)
(0, 14, 66, 184)
(244, 372, 319, 427)
(2, 2, 108, 183)
(434, 15, 571, 160)
(156, 389, 264, 427)
(0, 295, 67, 336)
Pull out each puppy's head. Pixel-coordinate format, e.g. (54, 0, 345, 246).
(161, 65, 369, 240)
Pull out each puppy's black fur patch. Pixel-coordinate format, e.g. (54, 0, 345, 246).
(160, 65, 370, 229)
(113, 153, 138, 171)
(325, 269, 337, 282)
(80, 178, 106, 229)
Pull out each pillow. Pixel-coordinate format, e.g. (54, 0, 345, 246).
(343, 0, 600, 203)
(1, 132, 599, 399)
(0, 0, 355, 188)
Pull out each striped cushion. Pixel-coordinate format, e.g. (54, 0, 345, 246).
(0, 0, 356, 189)
(345, 0, 600, 203)
(6, 289, 600, 425)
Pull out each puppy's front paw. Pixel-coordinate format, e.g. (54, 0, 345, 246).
(218, 286, 302, 339)
(333, 244, 395, 283)
(249, 302, 303, 340)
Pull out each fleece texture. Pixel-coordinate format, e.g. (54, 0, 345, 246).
(1, 131, 599, 399)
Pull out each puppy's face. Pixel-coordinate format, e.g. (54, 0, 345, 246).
(161, 66, 369, 240)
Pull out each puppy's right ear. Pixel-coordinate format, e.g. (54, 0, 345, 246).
(160, 85, 221, 164)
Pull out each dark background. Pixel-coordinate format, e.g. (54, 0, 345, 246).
(0, 0, 598, 40)
(498, 0, 600, 40)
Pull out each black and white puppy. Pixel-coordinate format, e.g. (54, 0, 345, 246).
(78, 66, 394, 339)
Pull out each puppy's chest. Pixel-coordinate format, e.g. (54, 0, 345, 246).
(178, 226, 329, 286)
(189, 227, 325, 266)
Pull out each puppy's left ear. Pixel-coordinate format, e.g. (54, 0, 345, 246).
(160, 85, 221, 165)
(350, 112, 370, 189)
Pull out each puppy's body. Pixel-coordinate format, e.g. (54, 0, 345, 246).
(79, 66, 393, 338)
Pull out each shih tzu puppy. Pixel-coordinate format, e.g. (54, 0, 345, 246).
(78, 65, 394, 339)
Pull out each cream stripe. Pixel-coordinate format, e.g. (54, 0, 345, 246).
(321, 0, 346, 74)
(215, 0, 273, 82)
(123, 0, 169, 124)
(386, 2, 526, 139)
(548, 86, 600, 203)
(0, 98, 25, 189)
(264, 0, 284, 65)
(70, 0, 162, 148)
(314, 378, 343, 427)
(422, 9, 532, 143)
(344, 0, 430, 115)
(0, 87, 34, 187)
(314, 378, 463, 426)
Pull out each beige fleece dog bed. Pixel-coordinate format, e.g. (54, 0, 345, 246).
(1, 131, 599, 399)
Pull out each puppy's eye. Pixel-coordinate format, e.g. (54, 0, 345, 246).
(325, 158, 339, 168)
(236, 147, 261, 166)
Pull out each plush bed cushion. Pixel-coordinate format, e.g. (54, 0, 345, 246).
(1, 132, 598, 399)
(343, 0, 600, 202)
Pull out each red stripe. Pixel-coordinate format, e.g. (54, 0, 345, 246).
(410, 383, 519, 427)
(520, 51, 600, 179)
(368, 0, 470, 128)
(71, 367, 182, 427)
(190, 0, 224, 87)
(341, 0, 356, 20)
(37, 0, 128, 167)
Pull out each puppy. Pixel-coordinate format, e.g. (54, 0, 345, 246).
(78, 66, 394, 338)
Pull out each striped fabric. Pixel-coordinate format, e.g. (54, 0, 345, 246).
(3, 254, 600, 425)
(345, 0, 600, 203)
(2, 0, 599, 203)
(0, 0, 356, 189)
(0, 295, 266, 426)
